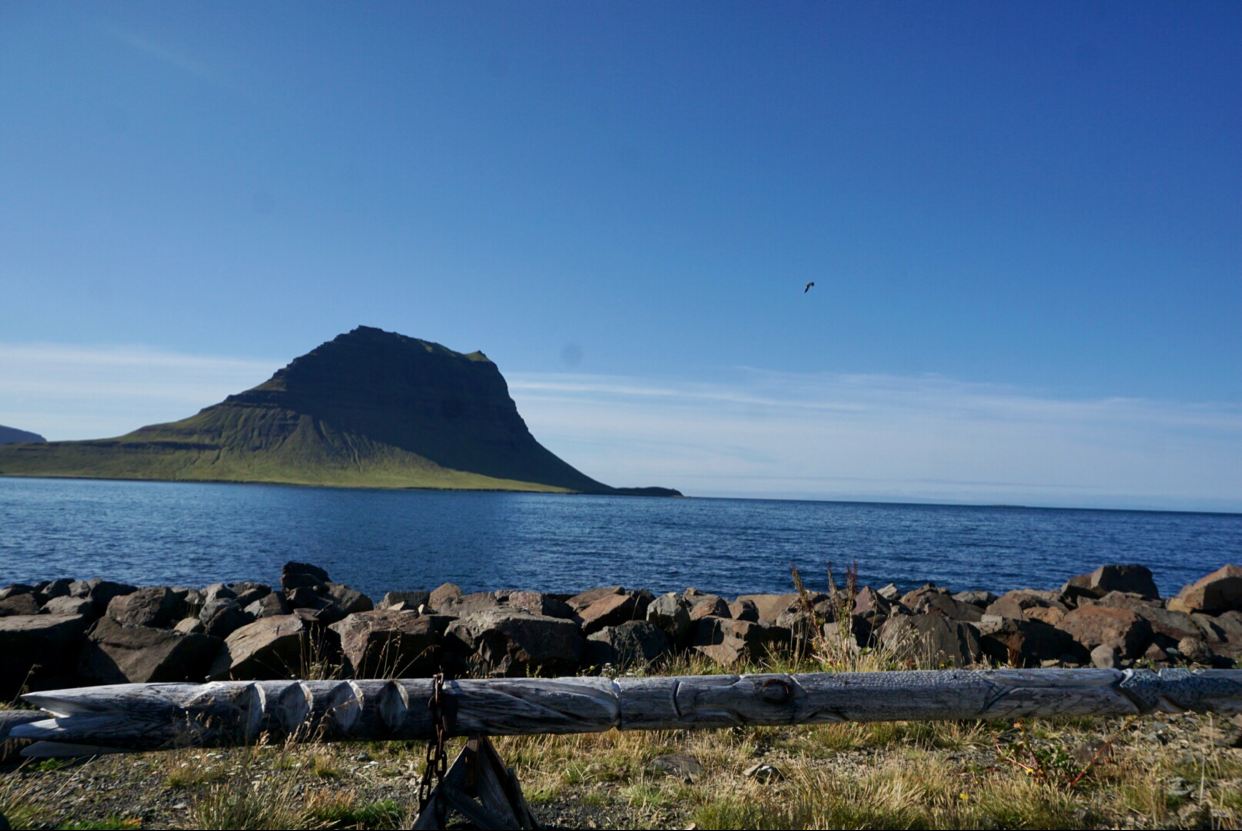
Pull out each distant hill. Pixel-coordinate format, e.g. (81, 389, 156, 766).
(0, 425, 46, 445)
(0, 327, 680, 495)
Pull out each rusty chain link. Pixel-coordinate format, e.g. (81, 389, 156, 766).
(416, 673, 450, 813)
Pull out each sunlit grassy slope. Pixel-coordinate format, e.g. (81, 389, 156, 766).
(0, 327, 610, 493)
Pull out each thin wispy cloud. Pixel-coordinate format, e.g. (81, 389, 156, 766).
(0, 343, 280, 440)
(100, 23, 220, 85)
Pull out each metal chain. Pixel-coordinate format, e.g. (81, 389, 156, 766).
(416, 673, 450, 812)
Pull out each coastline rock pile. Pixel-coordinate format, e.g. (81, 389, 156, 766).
(1, 562, 1239, 698)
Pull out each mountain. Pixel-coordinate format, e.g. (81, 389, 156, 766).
(0, 327, 680, 495)
(0, 425, 45, 445)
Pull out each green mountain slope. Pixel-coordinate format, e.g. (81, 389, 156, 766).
(0, 327, 666, 494)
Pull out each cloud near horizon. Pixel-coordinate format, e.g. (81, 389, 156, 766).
(1, 342, 1238, 511)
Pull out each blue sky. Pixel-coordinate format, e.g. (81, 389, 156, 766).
(1, 2, 1239, 510)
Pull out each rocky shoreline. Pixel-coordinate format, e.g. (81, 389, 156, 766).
(1, 562, 1240, 699)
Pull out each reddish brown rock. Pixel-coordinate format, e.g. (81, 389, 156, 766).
(428, 582, 463, 612)
(586, 621, 671, 670)
(1062, 564, 1159, 601)
(1056, 605, 1153, 659)
(902, 586, 982, 622)
(1095, 592, 1199, 644)
(688, 595, 730, 621)
(506, 591, 576, 620)
(79, 617, 221, 684)
(1168, 565, 1242, 615)
(986, 590, 1068, 625)
(690, 616, 778, 665)
(728, 599, 760, 623)
(330, 610, 453, 677)
(567, 586, 624, 612)
(578, 591, 649, 635)
(976, 614, 1087, 667)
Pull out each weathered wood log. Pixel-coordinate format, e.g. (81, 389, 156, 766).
(12, 668, 1242, 757)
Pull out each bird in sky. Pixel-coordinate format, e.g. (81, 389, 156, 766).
(803, 281, 815, 294)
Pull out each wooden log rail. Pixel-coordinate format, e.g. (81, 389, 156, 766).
(6, 668, 1242, 758)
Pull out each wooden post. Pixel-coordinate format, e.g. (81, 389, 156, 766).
(11, 668, 1242, 757)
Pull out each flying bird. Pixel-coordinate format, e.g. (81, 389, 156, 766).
(803, 281, 815, 294)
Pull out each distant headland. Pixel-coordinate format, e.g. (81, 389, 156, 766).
(0, 425, 45, 446)
(0, 326, 681, 496)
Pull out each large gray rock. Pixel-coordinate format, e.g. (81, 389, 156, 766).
(1169, 565, 1242, 615)
(325, 583, 374, 615)
(567, 586, 624, 613)
(107, 587, 184, 628)
(447, 609, 584, 677)
(209, 615, 340, 680)
(1062, 564, 1159, 602)
(245, 592, 290, 619)
(586, 621, 671, 670)
(284, 587, 346, 624)
(428, 582, 463, 612)
(41, 595, 95, 617)
(69, 578, 137, 614)
(0, 614, 90, 697)
(878, 614, 981, 668)
(1056, 605, 1153, 659)
(79, 617, 220, 684)
(199, 598, 254, 639)
(646, 592, 692, 645)
(0, 593, 40, 616)
(330, 610, 454, 677)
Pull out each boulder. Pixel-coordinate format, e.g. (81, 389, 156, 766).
(1177, 636, 1212, 665)
(821, 615, 872, 650)
(325, 583, 374, 615)
(379, 590, 431, 612)
(853, 586, 893, 619)
(41, 596, 95, 617)
(953, 590, 997, 608)
(1062, 564, 1159, 601)
(107, 587, 184, 628)
(689, 616, 778, 666)
(1091, 644, 1120, 669)
(284, 588, 346, 624)
(0, 593, 40, 616)
(1168, 565, 1242, 615)
(281, 561, 330, 591)
(1193, 610, 1242, 646)
(202, 582, 237, 604)
(0, 614, 90, 697)
(330, 610, 454, 677)
(734, 593, 802, 626)
(447, 609, 585, 677)
(646, 592, 692, 645)
(586, 621, 671, 670)
(567, 586, 624, 613)
(174, 617, 205, 635)
(229, 582, 272, 608)
(36, 578, 72, 602)
(438, 591, 505, 617)
(507, 591, 577, 620)
(877, 583, 901, 601)
(688, 595, 730, 621)
(69, 578, 137, 614)
(428, 582, 463, 612)
(210, 615, 340, 680)
(199, 598, 254, 639)
(79, 617, 221, 684)
(901, 586, 982, 622)
(0, 584, 35, 601)
(245, 592, 290, 619)
(976, 614, 1087, 667)
(728, 599, 760, 623)
(578, 591, 650, 635)
(985, 590, 1069, 626)
(1056, 605, 1153, 659)
(877, 614, 981, 668)
(1094, 592, 1200, 644)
